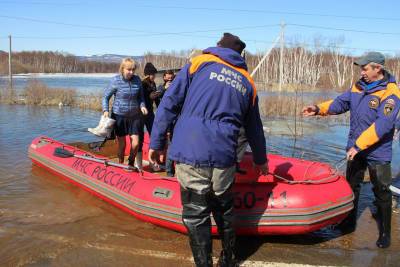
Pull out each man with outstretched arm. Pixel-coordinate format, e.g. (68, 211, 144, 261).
(302, 52, 400, 248)
(149, 33, 268, 266)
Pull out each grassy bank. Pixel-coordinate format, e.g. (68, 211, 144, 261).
(0, 80, 350, 126)
(0, 80, 103, 111)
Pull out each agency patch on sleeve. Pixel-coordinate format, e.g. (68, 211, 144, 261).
(383, 99, 395, 116)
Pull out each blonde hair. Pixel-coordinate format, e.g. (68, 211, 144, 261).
(119, 58, 136, 75)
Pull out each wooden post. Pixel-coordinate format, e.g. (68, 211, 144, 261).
(279, 22, 285, 92)
(8, 35, 12, 89)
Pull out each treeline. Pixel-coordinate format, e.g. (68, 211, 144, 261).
(0, 51, 119, 74)
(142, 45, 400, 91)
(143, 50, 189, 72)
(2, 43, 400, 91)
(0, 50, 187, 75)
(246, 45, 400, 91)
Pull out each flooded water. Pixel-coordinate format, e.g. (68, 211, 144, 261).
(0, 73, 342, 99)
(1, 103, 400, 267)
(0, 74, 114, 95)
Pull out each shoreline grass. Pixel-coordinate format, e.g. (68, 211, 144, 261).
(0, 79, 103, 111)
(0, 79, 350, 123)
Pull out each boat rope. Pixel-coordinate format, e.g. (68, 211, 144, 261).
(269, 157, 347, 185)
(45, 136, 400, 191)
(51, 137, 348, 185)
(136, 157, 348, 184)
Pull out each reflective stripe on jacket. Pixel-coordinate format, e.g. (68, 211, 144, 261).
(150, 47, 267, 168)
(317, 72, 400, 161)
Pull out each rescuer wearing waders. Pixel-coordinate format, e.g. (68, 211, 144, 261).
(302, 52, 400, 248)
(148, 33, 268, 266)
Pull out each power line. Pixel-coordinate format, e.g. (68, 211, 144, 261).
(185, 34, 400, 53)
(2, 32, 399, 54)
(0, 14, 280, 35)
(2, 1, 400, 23)
(132, 4, 400, 22)
(0, 23, 280, 39)
(132, 32, 400, 53)
(288, 23, 400, 36)
(2, 14, 400, 37)
(282, 41, 400, 54)
(1, 14, 399, 53)
(0, 14, 149, 32)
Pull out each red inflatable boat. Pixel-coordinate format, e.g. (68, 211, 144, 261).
(28, 135, 353, 235)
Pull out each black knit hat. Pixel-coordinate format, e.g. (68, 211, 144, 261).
(217, 32, 246, 55)
(144, 62, 158, 75)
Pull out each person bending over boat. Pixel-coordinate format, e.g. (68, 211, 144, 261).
(102, 58, 148, 167)
(302, 52, 400, 249)
(149, 33, 268, 266)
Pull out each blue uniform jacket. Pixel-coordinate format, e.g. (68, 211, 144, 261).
(317, 72, 400, 162)
(150, 47, 267, 168)
(102, 74, 145, 117)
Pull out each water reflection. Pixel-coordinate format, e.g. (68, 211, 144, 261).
(0, 104, 399, 266)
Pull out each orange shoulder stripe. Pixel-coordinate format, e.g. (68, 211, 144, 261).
(367, 83, 400, 101)
(356, 123, 379, 150)
(351, 85, 362, 93)
(379, 83, 400, 102)
(370, 90, 386, 99)
(189, 54, 257, 105)
(317, 100, 334, 115)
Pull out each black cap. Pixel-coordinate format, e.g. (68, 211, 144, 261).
(354, 52, 385, 66)
(144, 62, 158, 75)
(217, 32, 246, 55)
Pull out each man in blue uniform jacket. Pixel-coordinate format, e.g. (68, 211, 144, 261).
(302, 52, 400, 248)
(149, 33, 268, 266)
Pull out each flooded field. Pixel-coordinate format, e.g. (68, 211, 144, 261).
(0, 104, 399, 266)
(0, 74, 114, 95)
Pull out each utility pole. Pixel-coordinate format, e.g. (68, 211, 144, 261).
(279, 21, 285, 92)
(250, 36, 280, 78)
(8, 35, 12, 89)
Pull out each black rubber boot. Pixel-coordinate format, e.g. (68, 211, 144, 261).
(369, 163, 392, 248)
(376, 204, 391, 248)
(211, 190, 238, 267)
(180, 188, 213, 267)
(127, 148, 135, 167)
(127, 156, 135, 167)
(166, 159, 175, 177)
(336, 158, 367, 233)
(216, 229, 237, 267)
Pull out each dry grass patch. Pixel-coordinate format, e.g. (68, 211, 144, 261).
(23, 79, 76, 106)
(76, 93, 103, 111)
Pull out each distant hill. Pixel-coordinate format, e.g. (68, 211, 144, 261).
(0, 51, 188, 75)
(0, 51, 121, 74)
(77, 54, 144, 63)
(0, 51, 143, 64)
